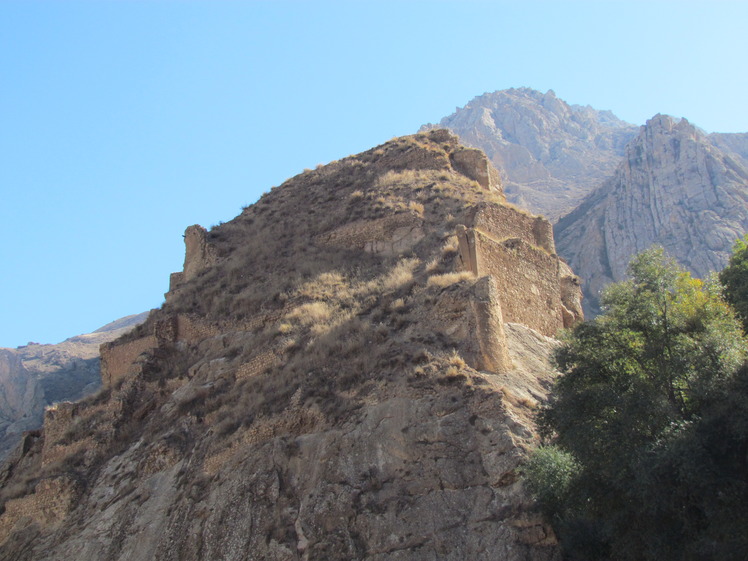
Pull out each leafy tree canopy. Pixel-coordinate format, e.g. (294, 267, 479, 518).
(527, 247, 748, 561)
(719, 234, 748, 333)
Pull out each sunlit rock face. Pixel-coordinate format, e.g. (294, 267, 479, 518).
(423, 87, 638, 222)
(555, 114, 748, 314)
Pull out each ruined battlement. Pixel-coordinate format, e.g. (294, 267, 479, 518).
(100, 334, 158, 388)
(455, 207, 581, 337)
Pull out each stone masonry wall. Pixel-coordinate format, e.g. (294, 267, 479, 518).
(316, 212, 425, 256)
(476, 235, 565, 337)
(472, 203, 555, 254)
(100, 335, 157, 388)
(0, 475, 79, 543)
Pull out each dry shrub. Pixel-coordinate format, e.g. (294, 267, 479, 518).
(441, 236, 459, 255)
(426, 271, 474, 288)
(447, 349, 467, 369)
(408, 200, 425, 215)
(374, 257, 419, 292)
(286, 302, 333, 326)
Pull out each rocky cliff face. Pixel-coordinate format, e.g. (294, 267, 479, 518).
(0, 131, 580, 561)
(555, 115, 748, 314)
(423, 88, 637, 221)
(0, 313, 148, 463)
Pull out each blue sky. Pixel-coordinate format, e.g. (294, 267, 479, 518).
(2, 1, 747, 348)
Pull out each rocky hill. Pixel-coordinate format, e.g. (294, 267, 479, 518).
(422, 88, 638, 221)
(555, 115, 748, 314)
(0, 313, 148, 463)
(0, 131, 581, 561)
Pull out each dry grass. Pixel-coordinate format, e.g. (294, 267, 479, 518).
(427, 271, 474, 288)
(408, 200, 425, 215)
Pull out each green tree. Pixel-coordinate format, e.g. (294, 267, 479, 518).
(719, 234, 748, 333)
(527, 247, 748, 561)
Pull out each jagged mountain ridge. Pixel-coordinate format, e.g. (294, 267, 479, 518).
(0, 131, 581, 560)
(555, 115, 748, 314)
(425, 88, 748, 315)
(422, 87, 638, 221)
(0, 313, 148, 463)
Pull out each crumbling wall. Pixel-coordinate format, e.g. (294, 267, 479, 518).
(429, 277, 511, 372)
(165, 224, 217, 301)
(0, 475, 79, 543)
(450, 146, 503, 193)
(477, 235, 565, 337)
(454, 202, 581, 337)
(559, 261, 583, 328)
(472, 203, 555, 254)
(100, 335, 157, 388)
(316, 213, 424, 256)
(183, 225, 217, 282)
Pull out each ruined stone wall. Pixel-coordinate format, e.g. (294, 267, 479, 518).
(41, 399, 122, 467)
(472, 203, 555, 254)
(316, 212, 425, 256)
(476, 234, 566, 337)
(42, 402, 79, 445)
(450, 147, 503, 193)
(176, 314, 222, 343)
(183, 225, 217, 282)
(428, 277, 511, 372)
(100, 335, 157, 388)
(0, 475, 78, 543)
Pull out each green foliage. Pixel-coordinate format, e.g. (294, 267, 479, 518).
(719, 234, 748, 333)
(534, 247, 748, 561)
(523, 445, 579, 521)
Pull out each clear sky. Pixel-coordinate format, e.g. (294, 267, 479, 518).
(2, 1, 747, 348)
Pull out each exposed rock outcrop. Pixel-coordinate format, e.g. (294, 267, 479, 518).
(0, 131, 579, 561)
(423, 88, 637, 221)
(555, 115, 748, 314)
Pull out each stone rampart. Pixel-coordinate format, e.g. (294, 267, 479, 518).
(429, 278, 510, 372)
(183, 225, 217, 282)
(100, 335, 157, 388)
(450, 147, 503, 193)
(476, 234, 565, 337)
(0, 475, 79, 543)
(471, 203, 555, 254)
(316, 213, 424, 256)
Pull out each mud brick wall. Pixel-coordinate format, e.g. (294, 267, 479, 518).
(476, 234, 565, 337)
(100, 335, 157, 388)
(472, 203, 555, 254)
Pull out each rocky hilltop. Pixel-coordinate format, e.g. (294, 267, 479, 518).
(0, 313, 148, 463)
(0, 131, 581, 561)
(423, 88, 638, 221)
(555, 115, 748, 314)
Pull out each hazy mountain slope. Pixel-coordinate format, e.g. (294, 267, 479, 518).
(0, 131, 581, 561)
(423, 88, 637, 220)
(0, 312, 148, 462)
(709, 132, 748, 165)
(555, 115, 748, 314)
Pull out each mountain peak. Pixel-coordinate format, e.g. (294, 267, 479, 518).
(556, 110, 748, 314)
(423, 88, 637, 220)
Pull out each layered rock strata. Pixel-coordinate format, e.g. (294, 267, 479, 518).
(555, 115, 748, 314)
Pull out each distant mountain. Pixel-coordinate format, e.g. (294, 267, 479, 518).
(0, 312, 148, 462)
(709, 132, 748, 165)
(555, 115, 748, 314)
(422, 87, 638, 221)
(425, 89, 748, 315)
